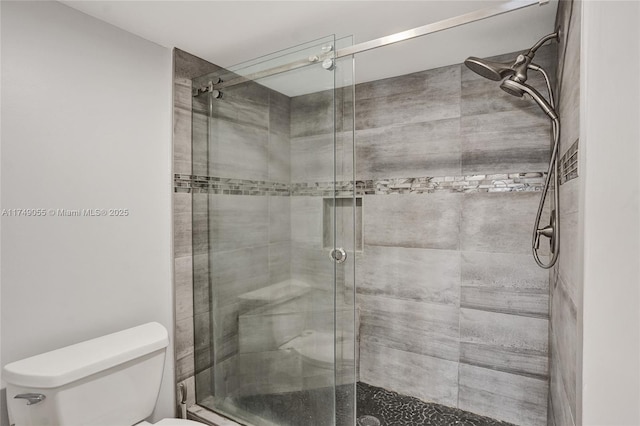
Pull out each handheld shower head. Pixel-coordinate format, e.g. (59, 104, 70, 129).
(463, 31, 561, 270)
(500, 79, 557, 120)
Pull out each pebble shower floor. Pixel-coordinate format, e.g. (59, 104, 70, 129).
(356, 383, 516, 426)
(235, 382, 517, 425)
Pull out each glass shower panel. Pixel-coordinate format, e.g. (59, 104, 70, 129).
(192, 35, 355, 426)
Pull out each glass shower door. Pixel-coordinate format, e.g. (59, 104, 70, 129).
(191, 35, 355, 426)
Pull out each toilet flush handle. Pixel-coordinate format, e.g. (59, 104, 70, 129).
(14, 393, 46, 405)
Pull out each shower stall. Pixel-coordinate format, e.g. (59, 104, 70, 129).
(177, 1, 575, 425)
(189, 36, 358, 426)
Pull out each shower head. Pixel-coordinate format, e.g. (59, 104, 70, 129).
(500, 79, 558, 120)
(464, 32, 559, 84)
(465, 52, 532, 84)
(463, 57, 518, 81)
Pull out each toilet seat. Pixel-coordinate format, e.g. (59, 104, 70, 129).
(138, 419, 204, 426)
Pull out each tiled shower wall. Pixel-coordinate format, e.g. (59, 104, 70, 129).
(549, 1, 581, 425)
(347, 46, 557, 426)
(174, 43, 558, 425)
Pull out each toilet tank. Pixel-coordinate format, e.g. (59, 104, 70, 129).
(3, 322, 169, 426)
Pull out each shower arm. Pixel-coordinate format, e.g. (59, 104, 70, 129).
(526, 32, 559, 57)
(529, 65, 560, 268)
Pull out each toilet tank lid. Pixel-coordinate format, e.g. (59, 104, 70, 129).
(2, 322, 168, 388)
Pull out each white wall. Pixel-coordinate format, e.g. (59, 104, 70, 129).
(581, 1, 640, 425)
(0, 1, 173, 425)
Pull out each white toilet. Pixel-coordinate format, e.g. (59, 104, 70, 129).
(3, 322, 203, 426)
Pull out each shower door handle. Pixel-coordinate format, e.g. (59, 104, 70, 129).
(329, 248, 347, 264)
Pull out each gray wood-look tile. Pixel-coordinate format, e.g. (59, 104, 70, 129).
(221, 79, 271, 107)
(268, 132, 290, 183)
(560, 177, 580, 216)
(210, 246, 269, 306)
(461, 75, 540, 118)
(556, 211, 580, 305)
(461, 251, 548, 318)
(459, 308, 548, 378)
(192, 110, 209, 176)
(363, 193, 462, 250)
(290, 196, 323, 247)
(355, 88, 460, 131)
(193, 193, 209, 255)
(194, 345, 212, 377)
(173, 192, 192, 258)
(550, 274, 577, 419)
(291, 243, 342, 291)
(173, 80, 192, 175)
(211, 92, 269, 131)
(269, 90, 291, 137)
(193, 253, 210, 316)
(461, 107, 551, 174)
(550, 334, 577, 426)
(359, 340, 459, 406)
(290, 133, 335, 183)
(176, 352, 195, 383)
(209, 195, 268, 252)
(357, 246, 460, 305)
(356, 65, 460, 101)
(268, 242, 291, 285)
(195, 366, 213, 402)
(460, 192, 542, 255)
(547, 396, 556, 426)
(173, 105, 192, 175)
(550, 7, 581, 422)
(269, 196, 291, 244)
(291, 90, 334, 138)
(355, 118, 462, 179)
(175, 256, 194, 322)
(176, 315, 195, 361)
(336, 130, 355, 182)
(210, 119, 268, 181)
(358, 294, 459, 361)
(557, 5, 580, 157)
(174, 48, 221, 80)
(174, 79, 192, 110)
(212, 302, 240, 362)
(458, 363, 548, 426)
(194, 311, 211, 352)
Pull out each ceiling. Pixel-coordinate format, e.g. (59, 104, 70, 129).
(60, 0, 559, 96)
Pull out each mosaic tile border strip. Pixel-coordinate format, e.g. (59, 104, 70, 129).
(559, 139, 579, 185)
(174, 173, 547, 196)
(293, 173, 546, 196)
(174, 174, 290, 195)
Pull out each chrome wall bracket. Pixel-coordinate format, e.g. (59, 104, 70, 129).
(193, 78, 224, 98)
